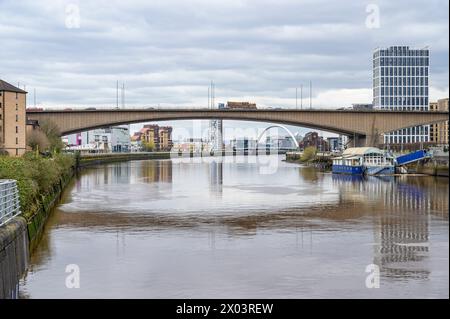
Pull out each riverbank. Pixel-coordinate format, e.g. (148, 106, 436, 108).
(2, 152, 176, 252)
(0, 216, 29, 298)
(0, 153, 76, 298)
(77, 151, 171, 167)
(415, 162, 449, 177)
(285, 151, 332, 171)
(0, 153, 75, 250)
(286, 150, 449, 177)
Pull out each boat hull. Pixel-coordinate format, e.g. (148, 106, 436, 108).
(332, 165, 364, 175)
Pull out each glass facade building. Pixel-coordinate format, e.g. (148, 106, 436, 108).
(373, 46, 430, 144)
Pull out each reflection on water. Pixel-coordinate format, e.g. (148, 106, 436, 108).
(19, 156, 449, 298)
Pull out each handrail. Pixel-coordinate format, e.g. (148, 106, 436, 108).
(0, 179, 22, 226)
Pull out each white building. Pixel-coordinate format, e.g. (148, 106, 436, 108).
(209, 102, 225, 153)
(373, 46, 430, 144)
(65, 125, 131, 152)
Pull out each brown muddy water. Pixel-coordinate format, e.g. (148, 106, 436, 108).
(19, 155, 449, 298)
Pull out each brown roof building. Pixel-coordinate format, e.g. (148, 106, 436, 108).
(299, 132, 328, 152)
(0, 79, 27, 156)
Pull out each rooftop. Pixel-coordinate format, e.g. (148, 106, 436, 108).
(0, 79, 27, 94)
(342, 147, 384, 156)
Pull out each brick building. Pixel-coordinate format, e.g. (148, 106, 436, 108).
(430, 98, 449, 145)
(0, 80, 27, 156)
(299, 132, 328, 152)
(134, 124, 173, 151)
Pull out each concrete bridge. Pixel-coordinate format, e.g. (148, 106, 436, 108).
(26, 108, 449, 147)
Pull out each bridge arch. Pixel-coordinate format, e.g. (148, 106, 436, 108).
(256, 124, 299, 149)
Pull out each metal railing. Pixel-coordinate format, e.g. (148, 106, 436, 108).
(0, 179, 21, 226)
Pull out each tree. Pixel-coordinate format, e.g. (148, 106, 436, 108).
(301, 146, 317, 162)
(142, 140, 156, 152)
(39, 119, 64, 152)
(27, 129, 50, 152)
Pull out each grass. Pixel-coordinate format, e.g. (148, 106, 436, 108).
(0, 152, 75, 218)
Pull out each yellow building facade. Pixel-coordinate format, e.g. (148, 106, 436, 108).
(0, 80, 27, 156)
(430, 98, 449, 145)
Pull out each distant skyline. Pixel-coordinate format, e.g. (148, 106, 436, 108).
(1, 0, 448, 137)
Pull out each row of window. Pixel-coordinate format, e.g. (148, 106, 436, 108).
(94, 135, 108, 142)
(386, 126, 429, 136)
(0, 102, 21, 110)
(374, 57, 429, 67)
(376, 97, 429, 107)
(0, 114, 21, 123)
(374, 47, 429, 58)
(0, 92, 19, 98)
(376, 67, 428, 77)
(375, 76, 428, 87)
(384, 135, 429, 144)
(377, 105, 428, 111)
(375, 86, 429, 96)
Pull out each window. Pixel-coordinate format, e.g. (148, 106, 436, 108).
(16, 114, 18, 122)
(16, 92, 18, 99)
(16, 104, 18, 111)
(16, 126, 18, 133)
(16, 137, 18, 145)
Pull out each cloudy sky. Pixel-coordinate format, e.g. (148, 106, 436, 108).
(0, 0, 448, 137)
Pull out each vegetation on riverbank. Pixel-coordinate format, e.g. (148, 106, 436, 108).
(77, 151, 171, 167)
(26, 119, 65, 153)
(0, 153, 75, 219)
(285, 146, 332, 170)
(300, 147, 317, 162)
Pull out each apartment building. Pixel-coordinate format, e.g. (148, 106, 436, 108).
(0, 79, 27, 156)
(430, 98, 449, 145)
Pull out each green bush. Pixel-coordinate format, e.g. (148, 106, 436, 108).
(301, 146, 317, 162)
(142, 140, 156, 152)
(0, 153, 75, 217)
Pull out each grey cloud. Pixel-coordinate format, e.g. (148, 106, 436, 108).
(0, 0, 448, 110)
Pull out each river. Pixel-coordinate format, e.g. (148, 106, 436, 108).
(19, 155, 449, 298)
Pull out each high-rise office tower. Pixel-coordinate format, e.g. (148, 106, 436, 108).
(373, 46, 430, 144)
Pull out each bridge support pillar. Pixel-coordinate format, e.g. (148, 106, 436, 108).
(348, 135, 364, 148)
(348, 134, 380, 148)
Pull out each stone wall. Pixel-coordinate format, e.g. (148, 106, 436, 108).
(0, 216, 29, 299)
